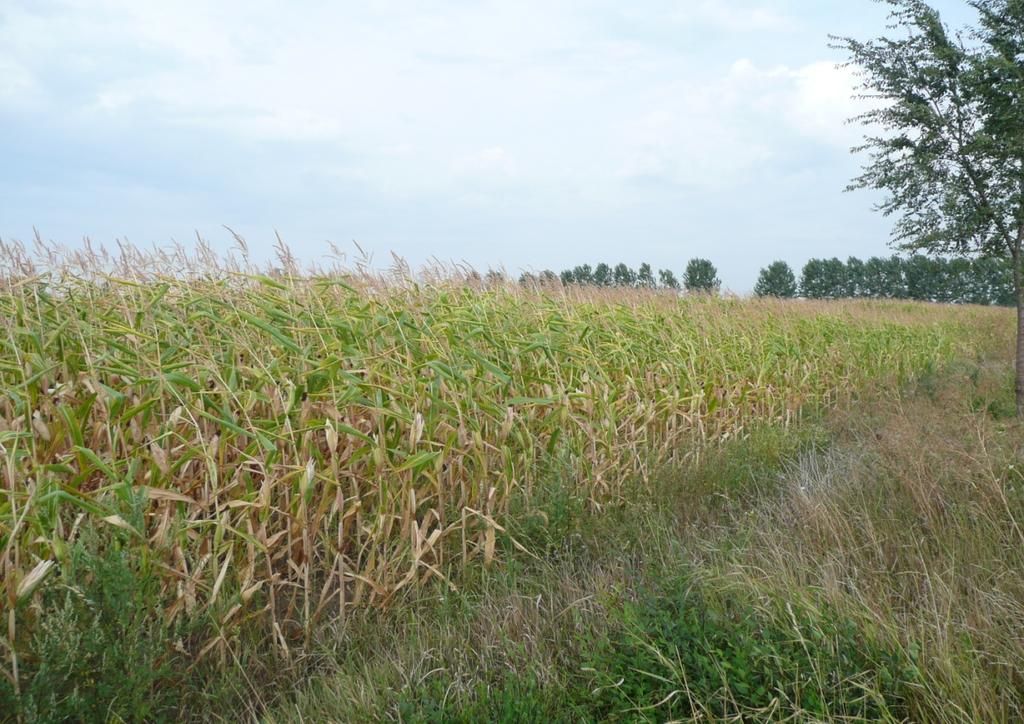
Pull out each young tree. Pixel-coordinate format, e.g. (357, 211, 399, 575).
(658, 269, 681, 290)
(837, 0, 1024, 415)
(637, 263, 656, 288)
(683, 258, 720, 293)
(754, 261, 798, 298)
(573, 264, 594, 285)
(613, 263, 637, 287)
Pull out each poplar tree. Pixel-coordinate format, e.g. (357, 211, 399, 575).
(837, 0, 1024, 416)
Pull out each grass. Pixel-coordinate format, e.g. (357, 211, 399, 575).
(0, 239, 1020, 720)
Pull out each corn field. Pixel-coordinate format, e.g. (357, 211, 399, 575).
(0, 240, 1008, 666)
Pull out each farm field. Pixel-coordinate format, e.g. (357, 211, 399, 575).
(5, 0, 1024, 720)
(0, 249, 1020, 721)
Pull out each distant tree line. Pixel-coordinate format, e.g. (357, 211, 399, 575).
(557, 259, 720, 293)
(545, 255, 1015, 307)
(757, 255, 1015, 306)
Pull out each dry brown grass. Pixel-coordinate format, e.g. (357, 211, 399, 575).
(698, 355, 1024, 721)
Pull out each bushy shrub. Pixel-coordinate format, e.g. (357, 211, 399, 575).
(1, 525, 179, 722)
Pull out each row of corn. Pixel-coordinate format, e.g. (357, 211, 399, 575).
(0, 267, 1008, 659)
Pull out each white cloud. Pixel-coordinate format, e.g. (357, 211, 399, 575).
(1, 0, 891, 291)
(0, 0, 860, 204)
(787, 62, 864, 145)
(725, 58, 864, 147)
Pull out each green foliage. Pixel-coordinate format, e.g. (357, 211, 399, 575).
(754, 260, 798, 298)
(800, 254, 1016, 305)
(904, 254, 938, 301)
(863, 256, 906, 298)
(801, 257, 846, 299)
(612, 263, 636, 287)
(799, 258, 826, 299)
(583, 576, 918, 721)
(683, 258, 720, 293)
(560, 262, 661, 289)
(836, 0, 1024, 414)
(385, 507, 924, 721)
(394, 675, 579, 724)
(561, 264, 594, 286)
(637, 263, 655, 288)
(505, 459, 590, 558)
(1, 524, 179, 722)
(266, 345, 1023, 721)
(837, 0, 1024, 263)
(844, 256, 866, 297)
(658, 268, 680, 290)
(2, 263, 972, 686)
(558, 253, 1012, 302)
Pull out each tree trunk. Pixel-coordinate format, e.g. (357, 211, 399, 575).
(1016, 253, 1024, 418)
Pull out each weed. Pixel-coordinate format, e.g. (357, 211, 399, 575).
(1, 526, 177, 722)
(584, 575, 917, 721)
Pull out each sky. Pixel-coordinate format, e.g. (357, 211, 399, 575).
(0, 0, 979, 291)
